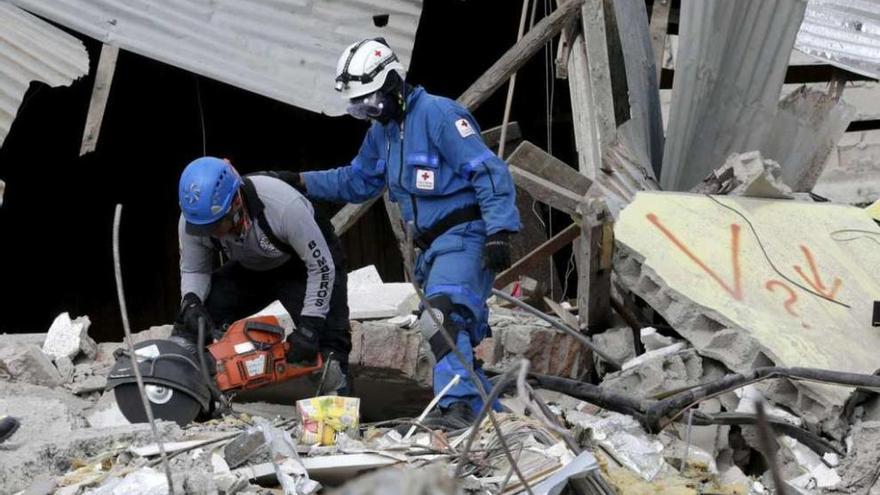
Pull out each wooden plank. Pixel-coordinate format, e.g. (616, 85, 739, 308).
(543, 296, 579, 329)
(382, 190, 407, 268)
(555, 11, 580, 80)
(482, 122, 522, 151)
(507, 141, 592, 196)
(509, 166, 585, 217)
(649, 0, 670, 83)
(457, 0, 585, 112)
(578, 0, 617, 165)
(566, 0, 619, 180)
(331, 194, 381, 235)
(80, 44, 119, 155)
(576, 197, 612, 332)
(494, 222, 581, 288)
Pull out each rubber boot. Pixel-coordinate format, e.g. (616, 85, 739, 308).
(419, 401, 475, 432)
(0, 416, 20, 443)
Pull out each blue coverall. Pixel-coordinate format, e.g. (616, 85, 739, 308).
(303, 86, 521, 413)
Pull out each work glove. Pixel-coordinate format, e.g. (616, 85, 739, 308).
(483, 231, 513, 272)
(286, 316, 322, 364)
(174, 292, 214, 344)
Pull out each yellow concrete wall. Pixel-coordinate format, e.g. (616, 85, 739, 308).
(617, 192, 880, 408)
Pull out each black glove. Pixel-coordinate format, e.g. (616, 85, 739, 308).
(286, 316, 323, 364)
(174, 292, 214, 343)
(483, 231, 513, 272)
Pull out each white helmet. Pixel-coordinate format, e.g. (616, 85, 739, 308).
(335, 38, 406, 100)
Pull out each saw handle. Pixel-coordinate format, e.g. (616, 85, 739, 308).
(243, 320, 285, 351)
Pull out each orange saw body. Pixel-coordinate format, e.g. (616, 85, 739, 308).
(208, 315, 323, 392)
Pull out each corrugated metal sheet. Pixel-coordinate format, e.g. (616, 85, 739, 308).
(7, 0, 423, 116)
(660, 0, 808, 191)
(0, 2, 89, 147)
(796, 0, 880, 80)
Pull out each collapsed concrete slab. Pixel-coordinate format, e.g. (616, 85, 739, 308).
(42, 312, 97, 361)
(0, 343, 63, 386)
(615, 191, 880, 437)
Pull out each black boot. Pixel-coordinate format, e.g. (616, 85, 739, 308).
(0, 416, 20, 443)
(419, 402, 475, 432)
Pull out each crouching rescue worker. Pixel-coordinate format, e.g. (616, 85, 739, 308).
(293, 39, 521, 428)
(176, 156, 351, 394)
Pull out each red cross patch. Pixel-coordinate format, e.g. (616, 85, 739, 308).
(415, 169, 435, 190)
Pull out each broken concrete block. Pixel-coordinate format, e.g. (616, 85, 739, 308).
(67, 362, 108, 395)
(130, 324, 174, 345)
(0, 332, 47, 348)
(622, 342, 687, 370)
(601, 348, 725, 400)
(615, 192, 880, 438)
(347, 265, 417, 320)
(54, 355, 75, 384)
(0, 343, 63, 386)
(350, 320, 432, 387)
(349, 283, 416, 320)
(486, 324, 588, 379)
(85, 390, 133, 428)
(42, 312, 96, 361)
(833, 421, 880, 493)
(691, 151, 793, 199)
(592, 326, 636, 365)
(639, 326, 678, 352)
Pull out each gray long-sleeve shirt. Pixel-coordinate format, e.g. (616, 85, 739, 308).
(179, 175, 335, 319)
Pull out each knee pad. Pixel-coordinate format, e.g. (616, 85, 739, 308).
(418, 294, 461, 361)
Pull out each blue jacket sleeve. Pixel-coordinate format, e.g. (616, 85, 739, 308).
(430, 101, 521, 235)
(302, 128, 386, 203)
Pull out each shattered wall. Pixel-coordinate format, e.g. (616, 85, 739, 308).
(614, 191, 880, 435)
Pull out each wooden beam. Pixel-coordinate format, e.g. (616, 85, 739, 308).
(507, 141, 592, 196)
(482, 121, 522, 152)
(509, 166, 585, 217)
(576, 197, 613, 333)
(649, 0, 671, 84)
(544, 296, 579, 329)
(457, 0, 585, 112)
(331, 194, 381, 235)
(567, 0, 617, 180)
(494, 222, 581, 288)
(80, 44, 119, 155)
(382, 190, 407, 264)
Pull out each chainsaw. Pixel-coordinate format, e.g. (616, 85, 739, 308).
(107, 315, 323, 425)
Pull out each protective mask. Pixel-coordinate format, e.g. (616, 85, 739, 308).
(346, 91, 392, 121)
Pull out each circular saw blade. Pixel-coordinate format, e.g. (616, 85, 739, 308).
(114, 382, 203, 426)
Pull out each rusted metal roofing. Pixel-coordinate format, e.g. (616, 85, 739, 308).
(796, 0, 880, 80)
(0, 2, 89, 148)
(8, 0, 423, 116)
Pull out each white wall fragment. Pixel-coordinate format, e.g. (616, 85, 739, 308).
(42, 312, 96, 361)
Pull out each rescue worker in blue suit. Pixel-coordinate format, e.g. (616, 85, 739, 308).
(293, 38, 521, 429)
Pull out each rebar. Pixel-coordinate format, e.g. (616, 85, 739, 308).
(113, 204, 175, 494)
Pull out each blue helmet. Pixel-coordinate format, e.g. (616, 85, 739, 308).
(178, 157, 242, 229)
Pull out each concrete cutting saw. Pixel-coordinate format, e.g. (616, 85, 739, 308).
(107, 315, 323, 426)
